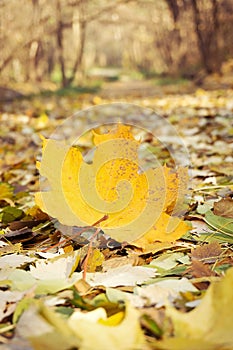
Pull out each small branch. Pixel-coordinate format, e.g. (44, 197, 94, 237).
(41, 214, 108, 252)
(82, 227, 101, 280)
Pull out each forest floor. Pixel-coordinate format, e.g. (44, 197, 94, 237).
(0, 78, 233, 349)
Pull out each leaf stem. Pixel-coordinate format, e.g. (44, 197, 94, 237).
(82, 227, 101, 280)
(41, 214, 108, 252)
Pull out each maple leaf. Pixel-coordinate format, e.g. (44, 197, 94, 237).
(35, 124, 190, 244)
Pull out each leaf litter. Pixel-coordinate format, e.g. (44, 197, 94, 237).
(0, 88, 233, 349)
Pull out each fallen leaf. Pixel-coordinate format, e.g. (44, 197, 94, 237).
(85, 248, 105, 272)
(0, 182, 14, 205)
(68, 302, 145, 350)
(149, 252, 185, 270)
(163, 267, 233, 349)
(70, 307, 108, 323)
(190, 260, 215, 278)
(86, 265, 155, 287)
(16, 300, 144, 350)
(133, 213, 190, 248)
(189, 260, 216, 290)
(8, 219, 46, 231)
(210, 163, 233, 176)
(204, 210, 233, 236)
(0, 206, 24, 223)
(93, 123, 135, 144)
(0, 290, 26, 322)
(214, 197, 233, 218)
(35, 124, 189, 243)
(8, 268, 82, 295)
(0, 253, 35, 269)
(141, 313, 163, 338)
(153, 277, 197, 293)
(106, 287, 145, 308)
(131, 241, 180, 255)
(134, 277, 197, 307)
(70, 306, 125, 328)
(29, 250, 80, 280)
(16, 302, 81, 350)
(13, 296, 35, 324)
(191, 241, 222, 263)
(7, 251, 82, 294)
(154, 337, 220, 350)
(0, 241, 22, 255)
(102, 255, 141, 271)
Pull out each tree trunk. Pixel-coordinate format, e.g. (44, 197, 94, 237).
(211, 0, 221, 73)
(191, 0, 213, 74)
(165, 0, 179, 23)
(30, 0, 40, 81)
(56, 0, 68, 87)
(67, 1, 87, 86)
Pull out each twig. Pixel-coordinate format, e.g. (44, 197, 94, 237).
(41, 214, 108, 252)
(82, 227, 101, 280)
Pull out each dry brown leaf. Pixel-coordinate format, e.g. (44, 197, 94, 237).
(190, 260, 215, 278)
(213, 197, 233, 218)
(191, 242, 222, 264)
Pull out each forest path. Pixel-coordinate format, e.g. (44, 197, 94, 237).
(100, 79, 195, 98)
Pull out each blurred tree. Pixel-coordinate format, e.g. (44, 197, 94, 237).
(0, 0, 232, 87)
(46, 0, 136, 87)
(165, 0, 180, 22)
(191, 0, 221, 74)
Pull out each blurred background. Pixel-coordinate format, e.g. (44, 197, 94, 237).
(1, 0, 233, 94)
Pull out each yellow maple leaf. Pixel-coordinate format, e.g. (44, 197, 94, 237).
(133, 212, 190, 249)
(35, 124, 190, 244)
(93, 123, 136, 144)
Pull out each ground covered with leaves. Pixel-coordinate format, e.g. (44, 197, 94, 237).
(0, 83, 233, 350)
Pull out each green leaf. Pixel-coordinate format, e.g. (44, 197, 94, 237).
(55, 306, 74, 318)
(205, 210, 233, 234)
(141, 314, 163, 337)
(0, 206, 24, 223)
(203, 210, 233, 243)
(13, 297, 35, 324)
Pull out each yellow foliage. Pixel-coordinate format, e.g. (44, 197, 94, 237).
(35, 124, 189, 245)
(156, 267, 233, 350)
(86, 248, 105, 272)
(0, 182, 14, 201)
